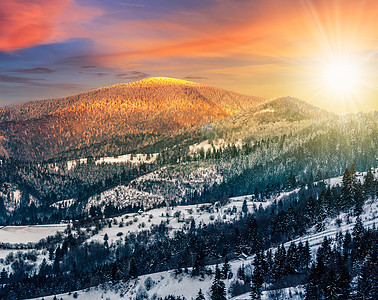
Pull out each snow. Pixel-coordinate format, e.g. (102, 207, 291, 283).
(67, 158, 88, 171)
(87, 197, 265, 244)
(19, 170, 378, 300)
(0, 224, 67, 244)
(95, 153, 159, 165)
(65, 153, 159, 171)
(234, 286, 305, 300)
(51, 199, 76, 209)
(324, 167, 378, 187)
(188, 138, 243, 155)
(254, 108, 275, 115)
(86, 185, 164, 212)
(39, 195, 377, 300)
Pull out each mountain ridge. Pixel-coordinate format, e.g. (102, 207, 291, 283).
(0, 77, 265, 160)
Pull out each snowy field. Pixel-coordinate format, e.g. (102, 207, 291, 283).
(0, 224, 67, 244)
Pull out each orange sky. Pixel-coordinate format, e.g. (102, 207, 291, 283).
(0, 0, 377, 113)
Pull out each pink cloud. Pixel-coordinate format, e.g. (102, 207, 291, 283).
(0, 0, 101, 51)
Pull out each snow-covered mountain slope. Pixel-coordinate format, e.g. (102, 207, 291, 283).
(28, 193, 378, 300)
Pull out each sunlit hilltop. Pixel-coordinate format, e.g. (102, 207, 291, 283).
(0, 78, 264, 160)
(125, 77, 203, 87)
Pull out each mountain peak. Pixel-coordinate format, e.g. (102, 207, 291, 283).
(125, 76, 203, 87)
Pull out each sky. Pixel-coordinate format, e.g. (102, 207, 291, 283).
(0, 0, 377, 113)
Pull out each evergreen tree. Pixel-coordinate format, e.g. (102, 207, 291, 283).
(354, 182, 365, 215)
(250, 251, 264, 300)
(305, 263, 321, 300)
(324, 268, 338, 300)
(242, 199, 248, 215)
(341, 168, 354, 210)
(196, 289, 206, 300)
(363, 168, 375, 197)
(246, 216, 260, 253)
(357, 256, 378, 300)
(273, 244, 287, 280)
(129, 258, 138, 279)
(211, 265, 227, 300)
(221, 257, 231, 279)
(335, 257, 351, 299)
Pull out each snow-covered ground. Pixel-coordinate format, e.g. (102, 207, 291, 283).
(324, 168, 378, 187)
(188, 138, 243, 156)
(65, 153, 159, 171)
(95, 153, 159, 165)
(86, 188, 299, 245)
(30, 194, 378, 300)
(51, 199, 76, 209)
(87, 196, 272, 245)
(0, 224, 67, 244)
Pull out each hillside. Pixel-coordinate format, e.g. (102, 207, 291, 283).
(0, 77, 264, 161)
(1, 170, 377, 299)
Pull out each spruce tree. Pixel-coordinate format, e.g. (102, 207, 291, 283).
(211, 265, 226, 300)
(305, 263, 321, 300)
(363, 168, 375, 197)
(242, 199, 248, 214)
(221, 257, 231, 279)
(250, 251, 264, 300)
(129, 258, 138, 279)
(196, 289, 206, 300)
(341, 167, 355, 210)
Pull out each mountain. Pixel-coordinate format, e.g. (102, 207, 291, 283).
(0, 77, 377, 223)
(0, 77, 264, 161)
(0, 78, 377, 300)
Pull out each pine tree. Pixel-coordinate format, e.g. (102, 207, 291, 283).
(324, 268, 338, 300)
(273, 244, 287, 280)
(363, 168, 375, 197)
(242, 199, 248, 214)
(221, 257, 231, 279)
(250, 251, 264, 300)
(246, 216, 260, 254)
(129, 258, 138, 279)
(237, 264, 245, 281)
(352, 216, 366, 260)
(305, 196, 316, 225)
(211, 265, 227, 300)
(335, 257, 351, 299)
(354, 182, 365, 215)
(196, 289, 206, 300)
(357, 256, 378, 300)
(341, 167, 354, 210)
(250, 282, 262, 300)
(305, 263, 321, 300)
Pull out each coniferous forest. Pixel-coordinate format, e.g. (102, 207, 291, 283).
(0, 79, 377, 300)
(0, 166, 377, 299)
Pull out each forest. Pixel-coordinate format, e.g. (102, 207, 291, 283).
(0, 167, 376, 299)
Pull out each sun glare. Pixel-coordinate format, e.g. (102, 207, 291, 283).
(324, 59, 359, 95)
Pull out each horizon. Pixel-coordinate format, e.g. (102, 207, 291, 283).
(2, 76, 376, 116)
(0, 0, 378, 113)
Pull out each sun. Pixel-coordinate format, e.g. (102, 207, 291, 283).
(324, 59, 359, 95)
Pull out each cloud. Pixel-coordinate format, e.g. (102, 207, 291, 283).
(184, 76, 208, 80)
(0, 0, 102, 51)
(0, 74, 46, 84)
(81, 65, 97, 69)
(0, 0, 70, 51)
(115, 71, 150, 80)
(0, 73, 85, 91)
(117, 2, 146, 8)
(79, 72, 109, 77)
(9, 67, 56, 74)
